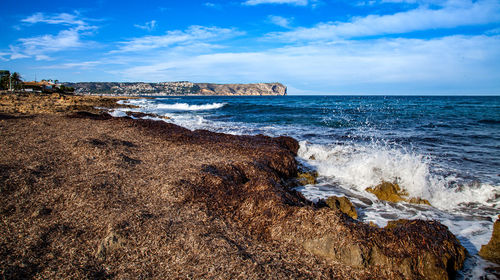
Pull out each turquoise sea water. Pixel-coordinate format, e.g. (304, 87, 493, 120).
(115, 96, 499, 278)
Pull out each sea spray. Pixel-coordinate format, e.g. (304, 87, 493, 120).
(297, 141, 499, 210)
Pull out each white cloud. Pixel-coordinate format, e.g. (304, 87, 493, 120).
(268, 15, 293, 28)
(6, 12, 98, 60)
(270, 0, 500, 41)
(42, 60, 105, 69)
(0, 52, 9, 61)
(14, 29, 85, 60)
(112, 25, 244, 53)
(114, 35, 500, 94)
(243, 0, 308, 6)
(21, 12, 87, 27)
(134, 20, 157, 31)
(204, 2, 218, 8)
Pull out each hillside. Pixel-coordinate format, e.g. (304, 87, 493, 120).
(63, 82, 287, 96)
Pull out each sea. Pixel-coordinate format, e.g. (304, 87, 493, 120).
(113, 95, 499, 278)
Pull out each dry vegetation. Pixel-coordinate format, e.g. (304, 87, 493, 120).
(0, 92, 467, 279)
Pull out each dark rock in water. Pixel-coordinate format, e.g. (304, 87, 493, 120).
(366, 181, 431, 206)
(325, 196, 358, 219)
(479, 215, 500, 264)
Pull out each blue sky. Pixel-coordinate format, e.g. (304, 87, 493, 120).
(1, 0, 500, 95)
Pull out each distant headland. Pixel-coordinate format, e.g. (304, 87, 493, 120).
(62, 81, 287, 96)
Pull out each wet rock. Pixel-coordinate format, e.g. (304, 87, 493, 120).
(325, 196, 358, 219)
(407, 197, 431, 205)
(297, 171, 318, 185)
(366, 181, 431, 206)
(368, 221, 378, 227)
(479, 215, 500, 264)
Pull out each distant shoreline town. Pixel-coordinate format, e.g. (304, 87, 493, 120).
(63, 81, 287, 96)
(1, 70, 286, 96)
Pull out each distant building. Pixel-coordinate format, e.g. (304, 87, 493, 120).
(23, 81, 52, 92)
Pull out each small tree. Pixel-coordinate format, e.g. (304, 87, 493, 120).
(0, 70, 10, 90)
(11, 72, 23, 90)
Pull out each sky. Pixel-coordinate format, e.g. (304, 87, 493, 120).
(1, 0, 500, 95)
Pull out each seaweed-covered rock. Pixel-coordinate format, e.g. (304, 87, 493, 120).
(366, 181, 430, 206)
(325, 196, 358, 219)
(301, 218, 466, 280)
(479, 215, 500, 264)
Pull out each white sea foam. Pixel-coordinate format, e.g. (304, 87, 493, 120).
(297, 141, 499, 210)
(117, 98, 152, 106)
(109, 109, 128, 117)
(155, 102, 226, 111)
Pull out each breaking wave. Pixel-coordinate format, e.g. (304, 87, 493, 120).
(297, 141, 499, 211)
(155, 102, 226, 111)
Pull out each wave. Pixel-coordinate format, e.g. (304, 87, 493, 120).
(297, 141, 499, 210)
(155, 102, 226, 111)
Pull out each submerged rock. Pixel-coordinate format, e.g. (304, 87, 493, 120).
(479, 215, 500, 264)
(366, 181, 431, 206)
(325, 196, 358, 219)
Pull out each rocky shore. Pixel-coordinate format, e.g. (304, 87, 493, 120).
(0, 93, 468, 279)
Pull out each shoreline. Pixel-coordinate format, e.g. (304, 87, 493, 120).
(0, 92, 469, 279)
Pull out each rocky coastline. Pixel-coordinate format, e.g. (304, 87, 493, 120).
(0, 92, 469, 279)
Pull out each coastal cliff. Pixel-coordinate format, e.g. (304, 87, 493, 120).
(63, 82, 287, 96)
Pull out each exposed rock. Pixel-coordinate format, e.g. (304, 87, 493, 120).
(297, 171, 318, 185)
(366, 181, 431, 206)
(299, 218, 466, 280)
(325, 196, 358, 219)
(479, 215, 500, 264)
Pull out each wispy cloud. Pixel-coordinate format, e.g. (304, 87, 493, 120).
(6, 12, 98, 60)
(42, 60, 105, 69)
(243, 0, 308, 6)
(204, 2, 221, 8)
(112, 25, 244, 53)
(21, 12, 87, 26)
(16, 29, 84, 60)
(134, 20, 157, 31)
(268, 15, 293, 28)
(113, 35, 500, 94)
(0, 52, 9, 61)
(269, 0, 500, 41)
